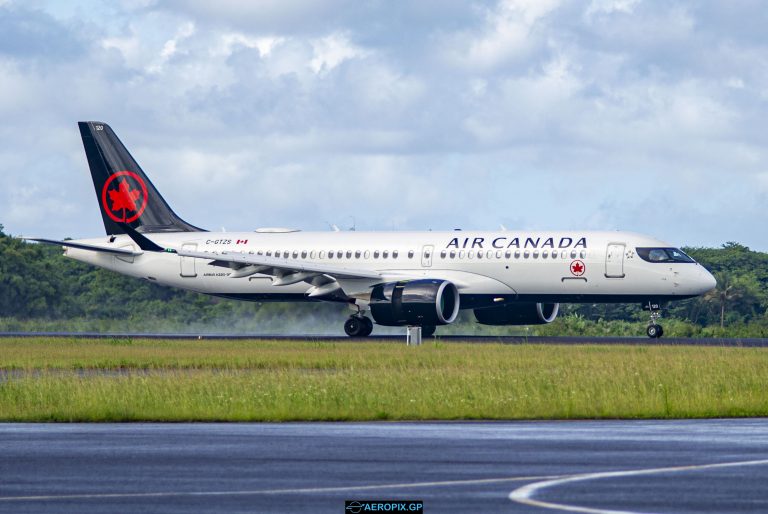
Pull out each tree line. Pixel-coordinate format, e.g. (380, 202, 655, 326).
(1, 224, 766, 335)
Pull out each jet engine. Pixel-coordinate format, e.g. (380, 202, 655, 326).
(473, 302, 559, 325)
(369, 279, 460, 326)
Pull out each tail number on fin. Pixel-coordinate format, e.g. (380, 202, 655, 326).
(101, 171, 149, 223)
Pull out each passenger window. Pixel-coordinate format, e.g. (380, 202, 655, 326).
(335, 251, 341, 259)
(496, 250, 502, 259)
(364, 250, 371, 259)
(319, 251, 326, 259)
(328, 251, 334, 259)
(468, 250, 475, 259)
(514, 250, 521, 259)
(542, 250, 548, 258)
(408, 250, 414, 258)
(383, 250, 389, 259)
(393, 250, 399, 258)
(524, 250, 530, 259)
(459, 250, 466, 259)
(346, 250, 352, 259)
(476, 251, 482, 259)
(355, 250, 361, 258)
(310, 250, 316, 259)
(440, 250, 447, 258)
(301, 251, 307, 259)
(266, 251, 272, 257)
(570, 250, 577, 259)
(292, 251, 298, 259)
(580, 250, 587, 259)
(533, 250, 539, 259)
(283, 251, 290, 259)
(505, 250, 511, 259)
(374, 250, 380, 258)
(450, 250, 456, 259)
(552, 250, 557, 258)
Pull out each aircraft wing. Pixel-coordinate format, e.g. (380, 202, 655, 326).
(23, 238, 142, 256)
(177, 248, 382, 282)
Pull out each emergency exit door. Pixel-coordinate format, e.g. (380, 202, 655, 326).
(180, 243, 197, 277)
(605, 243, 625, 278)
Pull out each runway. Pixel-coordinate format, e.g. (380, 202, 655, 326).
(2, 332, 768, 346)
(1, 420, 767, 513)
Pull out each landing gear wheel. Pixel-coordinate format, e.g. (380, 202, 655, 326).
(646, 324, 663, 339)
(421, 325, 436, 338)
(344, 317, 363, 337)
(344, 316, 373, 337)
(360, 317, 373, 337)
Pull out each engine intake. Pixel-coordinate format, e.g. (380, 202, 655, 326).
(370, 279, 460, 326)
(474, 302, 559, 325)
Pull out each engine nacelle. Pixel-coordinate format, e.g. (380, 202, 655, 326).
(370, 279, 460, 326)
(473, 302, 559, 325)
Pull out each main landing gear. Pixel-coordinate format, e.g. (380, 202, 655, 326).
(645, 302, 664, 339)
(343, 315, 437, 340)
(344, 315, 373, 337)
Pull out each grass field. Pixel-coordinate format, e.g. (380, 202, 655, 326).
(0, 337, 766, 421)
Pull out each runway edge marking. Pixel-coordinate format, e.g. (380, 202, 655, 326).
(508, 458, 768, 514)
(0, 474, 559, 502)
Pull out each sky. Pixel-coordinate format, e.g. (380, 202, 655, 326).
(1, 0, 767, 249)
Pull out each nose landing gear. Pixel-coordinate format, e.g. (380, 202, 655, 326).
(646, 322, 663, 338)
(344, 315, 374, 337)
(644, 302, 664, 338)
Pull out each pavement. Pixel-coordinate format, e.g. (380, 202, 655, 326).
(1, 419, 768, 513)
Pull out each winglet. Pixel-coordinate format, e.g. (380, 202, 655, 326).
(119, 223, 173, 253)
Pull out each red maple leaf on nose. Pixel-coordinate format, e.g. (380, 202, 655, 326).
(108, 179, 142, 215)
(571, 262, 584, 274)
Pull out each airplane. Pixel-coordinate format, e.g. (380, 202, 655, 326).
(28, 122, 717, 339)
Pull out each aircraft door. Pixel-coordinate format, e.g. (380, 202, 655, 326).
(421, 245, 434, 267)
(605, 243, 626, 278)
(180, 243, 197, 277)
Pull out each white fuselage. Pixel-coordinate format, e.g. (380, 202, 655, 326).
(63, 229, 717, 308)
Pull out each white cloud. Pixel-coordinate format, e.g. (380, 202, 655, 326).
(310, 33, 368, 74)
(218, 34, 283, 58)
(585, 0, 639, 18)
(2, 0, 768, 250)
(442, 0, 561, 71)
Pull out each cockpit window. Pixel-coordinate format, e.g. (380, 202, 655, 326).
(637, 247, 695, 263)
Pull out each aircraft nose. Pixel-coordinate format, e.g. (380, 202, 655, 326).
(698, 267, 717, 294)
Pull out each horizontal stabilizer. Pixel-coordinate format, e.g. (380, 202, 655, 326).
(23, 238, 142, 256)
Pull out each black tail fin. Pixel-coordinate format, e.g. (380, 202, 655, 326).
(78, 121, 204, 235)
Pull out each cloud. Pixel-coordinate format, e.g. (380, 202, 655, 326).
(0, 0, 768, 251)
(0, 4, 84, 60)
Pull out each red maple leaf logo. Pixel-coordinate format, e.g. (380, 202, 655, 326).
(101, 171, 148, 223)
(108, 179, 142, 216)
(570, 260, 585, 276)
